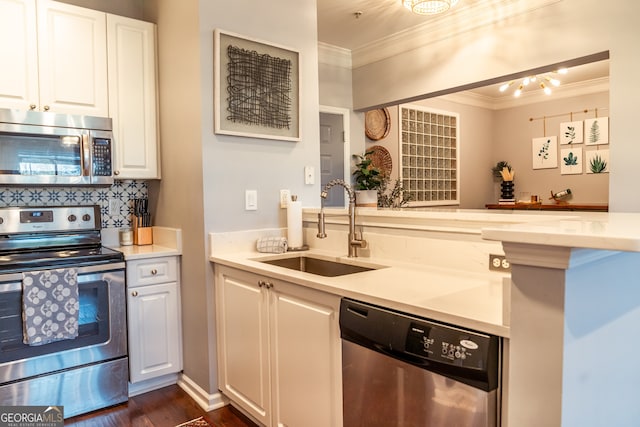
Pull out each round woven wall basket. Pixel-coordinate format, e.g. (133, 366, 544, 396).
(365, 108, 391, 141)
(367, 145, 393, 179)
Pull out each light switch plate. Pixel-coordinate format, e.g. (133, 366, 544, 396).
(245, 190, 258, 211)
(304, 166, 314, 185)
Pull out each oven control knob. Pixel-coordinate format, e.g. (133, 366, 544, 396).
(68, 214, 77, 222)
(82, 214, 91, 222)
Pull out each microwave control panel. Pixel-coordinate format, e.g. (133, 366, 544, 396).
(92, 138, 113, 176)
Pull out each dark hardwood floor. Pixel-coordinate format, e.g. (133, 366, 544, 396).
(65, 384, 258, 427)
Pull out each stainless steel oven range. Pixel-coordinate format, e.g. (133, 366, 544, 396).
(0, 205, 127, 419)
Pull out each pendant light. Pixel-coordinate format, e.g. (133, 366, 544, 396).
(402, 0, 459, 15)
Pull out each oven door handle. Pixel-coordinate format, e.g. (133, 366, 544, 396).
(0, 262, 125, 292)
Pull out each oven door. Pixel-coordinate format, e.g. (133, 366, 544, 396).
(0, 262, 126, 384)
(0, 122, 90, 186)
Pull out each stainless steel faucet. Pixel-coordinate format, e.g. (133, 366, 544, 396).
(317, 179, 368, 257)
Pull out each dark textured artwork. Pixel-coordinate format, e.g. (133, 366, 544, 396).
(226, 45, 292, 130)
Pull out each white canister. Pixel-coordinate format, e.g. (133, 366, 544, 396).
(119, 228, 133, 246)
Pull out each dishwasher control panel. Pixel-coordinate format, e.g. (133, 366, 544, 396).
(340, 297, 501, 392)
(405, 320, 492, 370)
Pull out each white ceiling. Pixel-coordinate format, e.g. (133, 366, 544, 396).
(316, 0, 609, 105)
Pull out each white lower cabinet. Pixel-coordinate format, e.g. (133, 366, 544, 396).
(215, 265, 342, 427)
(127, 256, 182, 384)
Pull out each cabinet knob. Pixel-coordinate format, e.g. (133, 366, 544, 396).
(150, 269, 158, 275)
(43, 105, 50, 111)
(258, 280, 265, 287)
(29, 104, 37, 110)
(131, 291, 138, 297)
(114, 170, 120, 176)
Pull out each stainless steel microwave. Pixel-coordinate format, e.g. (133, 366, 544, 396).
(0, 108, 114, 186)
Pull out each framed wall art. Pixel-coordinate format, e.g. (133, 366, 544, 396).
(584, 117, 609, 145)
(214, 29, 300, 141)
(560, 121, 583, 145)
(532, 136, 558, 169)
(560, 147, 582, 175)
(586, 149, 609, 174)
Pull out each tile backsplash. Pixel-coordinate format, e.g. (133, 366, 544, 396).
(0, 180, 148, 228)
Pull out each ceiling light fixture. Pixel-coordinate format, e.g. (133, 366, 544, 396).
(402, 0, 459, 15)
(498, 68, 568, 97)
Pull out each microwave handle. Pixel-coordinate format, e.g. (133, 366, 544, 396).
(82, 134, 91, 177)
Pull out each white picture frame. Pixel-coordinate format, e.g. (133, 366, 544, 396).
(560, 147, 582, 175)
(584, 117, 609, 145)
(532, 136, 558, 169)
(560, 121, 583, 145)
(214, 29, 301, 141)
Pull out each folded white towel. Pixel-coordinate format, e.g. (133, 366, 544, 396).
(22, 268, 79, 346)
(256, 236, 288, 254)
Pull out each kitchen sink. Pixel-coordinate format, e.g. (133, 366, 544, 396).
(259, 256, 379, 277)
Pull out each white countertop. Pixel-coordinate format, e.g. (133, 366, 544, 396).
(104, 226, 182, 260)
(481, 212, 640, 252)
(210, 250, 509, 338)
(109, 243, 181, 260)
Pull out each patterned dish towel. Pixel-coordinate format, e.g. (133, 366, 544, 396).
(256, 236, 288, 254)
(22, 268, 79, 346)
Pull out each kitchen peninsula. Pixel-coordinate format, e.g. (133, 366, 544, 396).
(211, 208, 640, 427)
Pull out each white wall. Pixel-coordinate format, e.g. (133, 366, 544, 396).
(151, 0, 321, 397)
(351, 0, 640, 211)
(200, 0, 321, 234)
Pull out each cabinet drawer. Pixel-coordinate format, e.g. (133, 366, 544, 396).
(127, 256, 178, 287)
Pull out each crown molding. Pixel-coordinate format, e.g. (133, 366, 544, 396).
(318, 42, 352, 68)
(440, 76, 609, 110)
(351, 0, 563, 69)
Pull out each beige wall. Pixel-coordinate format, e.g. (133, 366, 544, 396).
(351, 0, 640, 211)
(148, 0, 211, 391)
(55, 0, 147, 20)
(493, 91, 609, 204)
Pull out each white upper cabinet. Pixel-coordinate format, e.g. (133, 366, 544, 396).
(107, 14, 160, 179)
(36, 0, 108, 116)
(0, 0, 38, 111)
(0, 0, 161, 180)
(0, 0, 108, 115)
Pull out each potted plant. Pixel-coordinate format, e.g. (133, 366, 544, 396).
(491, 160, 515, 201)
(352, 150, 383, 207)
(377, 177, 412, 208)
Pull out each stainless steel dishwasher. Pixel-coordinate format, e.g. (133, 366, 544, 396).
(340, 298, 500, 427)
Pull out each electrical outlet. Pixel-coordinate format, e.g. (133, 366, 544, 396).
(489, 254, 511, 272)
(280, 189, 291, 208)
(108, 198, 120, 215)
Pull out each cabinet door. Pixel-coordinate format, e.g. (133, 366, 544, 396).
(270, 280, 342, 427)
(128, 282, 182, 383)
(107, 14, 159, 179)
(36, 0, 108, 116)
(215, 267, 271, 426)
(0, 0, 38, 110)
